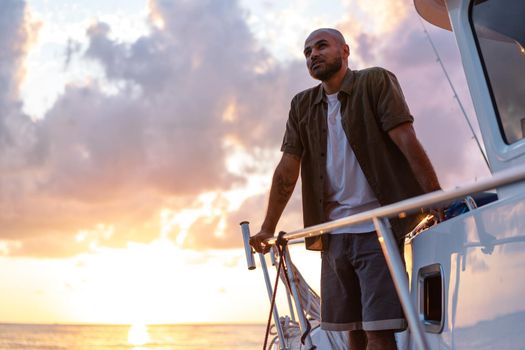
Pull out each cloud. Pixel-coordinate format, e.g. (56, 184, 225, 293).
(339, 2, 489, 186)
(0, 0, 492, 258)
(0, 0, 310, 257)
(375, 15, 490, 185)
(0, 0, 40, 157)
(0, 0, 47, 250)
(0, 0, 40, 105)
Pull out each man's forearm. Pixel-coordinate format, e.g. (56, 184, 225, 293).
(389, 123, 441, 193)
(405, 143, 441, 193)
(261, 154, 300, 232)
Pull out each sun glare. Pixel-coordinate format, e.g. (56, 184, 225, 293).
(128, 323, 150, 346)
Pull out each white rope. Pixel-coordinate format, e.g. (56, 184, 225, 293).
(275, 260, 349, 349)
(278, 260, 321, 321)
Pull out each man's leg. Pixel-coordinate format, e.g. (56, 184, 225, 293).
(320, 235, 363, 335)
(348, 330, 367, 350)
(350, 233, 406, 350)
(365, 330, 397, 350)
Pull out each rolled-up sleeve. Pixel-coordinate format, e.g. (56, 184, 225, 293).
(374, 68, 414, 132)
(280, 96, 303, 157)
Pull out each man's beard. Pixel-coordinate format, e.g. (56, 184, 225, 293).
(310, 55, 343, 81)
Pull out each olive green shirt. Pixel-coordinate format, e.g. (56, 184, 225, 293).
(281, 67, 425, 249)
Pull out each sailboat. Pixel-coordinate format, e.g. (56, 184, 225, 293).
(241, 0, 525, 348)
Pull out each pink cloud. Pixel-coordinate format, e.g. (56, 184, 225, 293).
(0, 0, 490, 257)
(0, 0, 310, 257)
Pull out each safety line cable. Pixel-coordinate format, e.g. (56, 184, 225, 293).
(418, 16, 491, 171)
(262, 232, 287, 350)
(262, 231, 315, 350)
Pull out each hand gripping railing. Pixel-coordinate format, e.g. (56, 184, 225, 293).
(241, 165, 525, 350)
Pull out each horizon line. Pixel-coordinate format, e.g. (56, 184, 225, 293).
(0, 321, 266, 327)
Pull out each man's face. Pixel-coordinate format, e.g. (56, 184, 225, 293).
(304, 31, 346, 81)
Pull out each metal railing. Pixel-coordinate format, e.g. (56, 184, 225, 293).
(241, 165, 525, 350)
(266, 165, 525, 245)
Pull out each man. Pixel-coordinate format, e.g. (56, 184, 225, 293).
(250, 28, 441, 350)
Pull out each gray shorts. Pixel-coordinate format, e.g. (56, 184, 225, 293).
(320, 232, 407, 332)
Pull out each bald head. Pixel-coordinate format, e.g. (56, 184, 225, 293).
(305, 28, 346, 47)
(303, 28, 349, 82)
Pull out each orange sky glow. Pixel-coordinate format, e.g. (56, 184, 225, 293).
(0, 0, 490, 325)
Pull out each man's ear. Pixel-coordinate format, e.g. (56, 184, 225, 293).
(343, 44, 350, 59)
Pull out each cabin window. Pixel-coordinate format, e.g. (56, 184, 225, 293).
(470, 0, 525, 144)
(418, 264, 444, 333)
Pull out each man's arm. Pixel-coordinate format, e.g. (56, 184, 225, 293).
(249, 152, 301, 253)
(388, 122, 441, 193)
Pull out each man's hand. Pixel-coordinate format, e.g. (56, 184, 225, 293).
(249, 230, 275, 254)
(429, 207, 445, 222)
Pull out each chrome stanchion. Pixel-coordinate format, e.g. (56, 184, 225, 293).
(285, 284, 296, 323)
(272, 248, 296, 322)
(259, 252, 288, 350)
(240, 221, 256, 270)
(270, 248, 277, 266)
(284, 246, 314, 349)
(373, 217, 429, 350)
(239, 222, 288, 349)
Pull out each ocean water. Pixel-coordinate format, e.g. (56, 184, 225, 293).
(0, 324, 266, 350)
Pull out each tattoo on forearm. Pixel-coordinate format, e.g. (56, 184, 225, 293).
(275, 174, 295, 203)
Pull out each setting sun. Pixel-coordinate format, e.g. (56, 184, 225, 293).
(128, 323, 150, 346)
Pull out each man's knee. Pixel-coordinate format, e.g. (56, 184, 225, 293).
(365, 330, 397, 350)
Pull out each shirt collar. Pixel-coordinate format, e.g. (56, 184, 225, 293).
(313, 68, 355, 105)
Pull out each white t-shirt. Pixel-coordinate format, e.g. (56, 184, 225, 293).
(324, 92, 380, 234)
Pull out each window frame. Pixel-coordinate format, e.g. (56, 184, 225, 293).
(468, 0, 525, 145)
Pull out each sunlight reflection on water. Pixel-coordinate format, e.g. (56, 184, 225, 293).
(128, 323, 150, 346)
(0, 324, 265, 350)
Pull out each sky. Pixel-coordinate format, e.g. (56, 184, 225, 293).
(0, 0, 491, 325)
